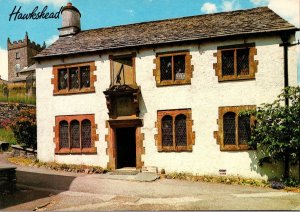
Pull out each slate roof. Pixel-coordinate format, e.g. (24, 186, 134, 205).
(20, 64, 36, 73)
(36, 7, 297, 59)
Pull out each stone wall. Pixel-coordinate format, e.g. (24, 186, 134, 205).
(0, 102, 35, 124)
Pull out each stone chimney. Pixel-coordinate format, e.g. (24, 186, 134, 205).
(59, 2, 81, 37)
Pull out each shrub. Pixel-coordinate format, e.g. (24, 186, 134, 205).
(10, 109, 36, 148)
(242, 86, 300, 179)
(283, 178, 300, 187)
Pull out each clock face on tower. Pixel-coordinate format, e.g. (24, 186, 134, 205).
(15, 64, 21, 72)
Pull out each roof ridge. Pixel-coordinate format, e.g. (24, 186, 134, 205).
(79, 6, 270, 33)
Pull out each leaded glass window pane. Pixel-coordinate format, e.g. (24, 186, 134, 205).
(175, 114, 187, 146)
(160, 56, 172, 81)
(237, 48, 249, 75)
(58, 69, 68, 90)
(69, 68, 79, 89)
(162, 115, 173, 146)
(80, 66, 90, 88)
(59, 121, 69, 148)
(222, 50, 234, 76)
(238, 115, 251, 144)
(174, 55, 185, 80)
(70, 120, 80, 148)
(81, 119, 91, 148)
(223, 112, 236, 145)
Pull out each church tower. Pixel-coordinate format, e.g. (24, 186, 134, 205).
(7, 32, 45, 82)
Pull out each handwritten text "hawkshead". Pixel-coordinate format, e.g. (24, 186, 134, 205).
(9, 6, 62, 21)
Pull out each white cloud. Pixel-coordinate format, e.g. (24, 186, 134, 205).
(201, 2, 218, 14)
(201, 0, 240, 14)
(45, 35, 58, 46)
(268, 0, 299, 27)
(126, 9, 135, 17)
(16, 0, 68, 8)
(0, 48, 8, 80)
(16, 0, 32, 3)
(221, 0, 241, 11)
(250, 0, 299, 27)
(250, 0, 269, 6)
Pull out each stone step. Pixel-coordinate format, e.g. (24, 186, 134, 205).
(110, 167, 140, 175)
(141, 166, 158, 174)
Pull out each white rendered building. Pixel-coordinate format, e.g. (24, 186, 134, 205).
(35, 3, 299, 179)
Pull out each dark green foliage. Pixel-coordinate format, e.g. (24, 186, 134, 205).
(283, 177, 300, 187)
(242, 86, 300, 179)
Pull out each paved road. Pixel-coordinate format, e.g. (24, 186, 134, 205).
(1, 153, 300, 211)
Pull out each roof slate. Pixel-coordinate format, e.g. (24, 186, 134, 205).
(36, 7, 297, 59)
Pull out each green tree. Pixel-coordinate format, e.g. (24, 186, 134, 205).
(245, 86, 300, 180)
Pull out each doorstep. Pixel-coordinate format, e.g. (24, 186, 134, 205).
(96, 167, 159, 182)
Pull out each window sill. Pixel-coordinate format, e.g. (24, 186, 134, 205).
(156, 80, 191, 87)
(220, 145, 249, 151)
(55, 147, 97, 154)
(158, 146, 193, 152)
(218, 76, 255, 82)
(53, 87, 95, 96)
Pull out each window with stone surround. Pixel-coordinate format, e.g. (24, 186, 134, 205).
(213, 43, 258, 82)
(52, 62, 96, 95)
(216, 105, 256, 151)
(153, 51, 193, 86)
(156, 109, 195, 152)
(54, 114, 98, 154)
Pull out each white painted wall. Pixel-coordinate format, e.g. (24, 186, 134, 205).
(36, 35, 298, 179)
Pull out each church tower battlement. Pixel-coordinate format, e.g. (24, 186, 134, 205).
(7, 32, 45, 81)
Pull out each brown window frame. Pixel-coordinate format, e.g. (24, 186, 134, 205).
(217, 105, 256, 151)
(52, 61, 97, 95)
(153, 51, 193, 86)
(214, 43, 258, 82)
(156, 109, 195, 152)
(54, 114, 98, 154)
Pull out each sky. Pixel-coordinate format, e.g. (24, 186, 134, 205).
(0, 0, 299, 82)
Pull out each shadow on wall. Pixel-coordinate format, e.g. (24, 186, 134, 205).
(247, 150, 299, 180)
(139, 94, 148, 119)
(0, 170, 76, 210)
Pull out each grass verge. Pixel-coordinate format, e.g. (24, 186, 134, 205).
(0, 128, 17, 145)
(0, 95, 36, 105)
(164, 172, 300, 192)
(0, 83, 36, 105)
(7, 157, 108, 174)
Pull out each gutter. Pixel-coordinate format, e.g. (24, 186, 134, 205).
(279, 32, 300, 179)
(280, 32, 300, 106)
